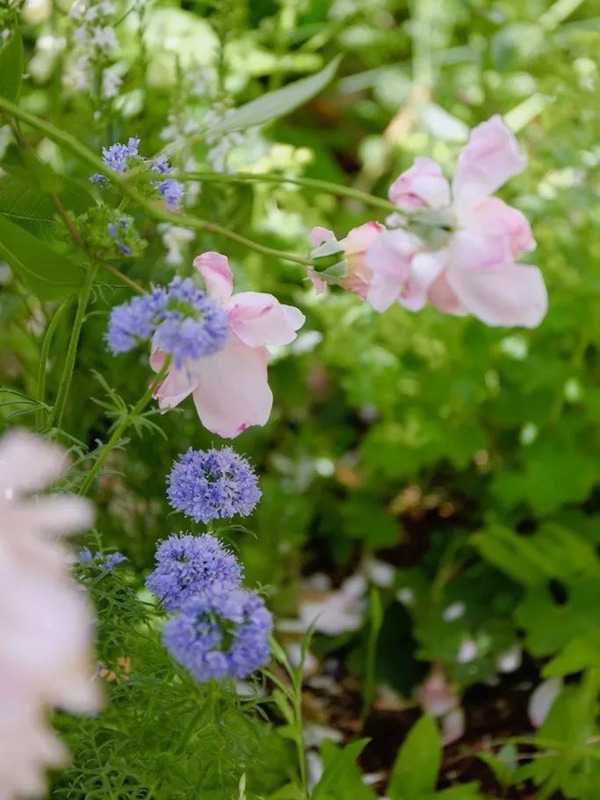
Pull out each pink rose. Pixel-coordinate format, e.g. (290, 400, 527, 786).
(152, 252, 305, 438)
(379, 115, 547, 327)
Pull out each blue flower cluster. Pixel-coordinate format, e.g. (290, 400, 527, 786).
(91, 137, 185, 210)
(162, 584, 273, 682)
(105, 277, 229, 368)
(145, 533, 243, 611)
(167, 447, 261, 524)
(147, 531, 272, 682)
(79, 548, 126, 570)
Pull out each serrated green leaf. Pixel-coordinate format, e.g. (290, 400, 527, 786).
(0, 30, 23, 101)
(0, 215, 84, 299)
(388, 716, 441, 800)
(211, 56, 341, 135)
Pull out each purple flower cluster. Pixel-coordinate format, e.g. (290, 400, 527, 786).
(79, 548, 126, 570)
(91, 137, 184, 210)
(162, 584, 273, 682)
(146, 533, 243, 611)
(105, 277, 229, 368)
(167, 447, 261, 524)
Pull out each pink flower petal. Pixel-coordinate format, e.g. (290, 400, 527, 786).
(191, 339, 273, 438)
(0, 430, 67, 496)
(193, 251, 233, 303)
(365, 230, 417, 312)
(343, 221, 386, 255)
(153, 361, 201, 409)
(228, 292, 305, 347)
(310, 226, 335, 247)
(449, 227, 514, 272)
(447, 261, 548, 327)
(428, 271, 467, 316)
(452, 115, 527, 211)
(401, 250, 447, 312)
(388, 157, 451, 211)
(468, 197, 536, 257)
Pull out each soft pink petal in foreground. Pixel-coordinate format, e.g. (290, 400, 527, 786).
(388, 156, 451, 211)
(191, 339, 273, 439)
(447, 261, 548, 327)
(228, 292, 305, 347)
(453, 115, 527, 211)
(0, 429, 100, 799)
(0, 429, 66, 496)
(193, 251, 233, 302)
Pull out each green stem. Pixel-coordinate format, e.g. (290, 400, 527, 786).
(174, 170, 399, 214)
(50, 264, 97, 430)
(292, 679, 309, 799)
(36, 296, 71, 430)
(0, 97, 313, 267)
(78, 358, 171, 497)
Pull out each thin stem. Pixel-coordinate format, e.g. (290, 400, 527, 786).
(174, 170, 399, 214)
(0, 97, 314, 266)
(50, 264, 97, 430)
(292, 679, 308, 799)
(100, 261, 145, 293)
(35, 296, 72, 430)
(78, 358, 171, 497)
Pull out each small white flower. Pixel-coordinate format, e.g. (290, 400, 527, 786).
(443, 601, 466, 622)
(457, 638, 478, 664)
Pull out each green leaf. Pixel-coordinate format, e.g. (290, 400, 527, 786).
(0, 215, 84, 299)
(211, 56, 341, 135)
(0, 30, 23, 101)
(388, 716, 442, 800)
(0, 174, 93, 239)
(543, 632, 600, 677)
(311, 738, 370, 800)
(432, 784, 484, 799)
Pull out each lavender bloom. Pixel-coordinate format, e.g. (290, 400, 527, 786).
(78, 548, 125, 570)
(78, 547, 93, 563)
(146, 533, 243, 611)
(102, 552, 126, 570)
(105, 288, 168, 354)
(162, 585, 272, 682)
(90, 140, 184, 209)
(167, 447, 261, 524)
(102, 137, 140, 172)
(105, 278, 228, 367)
(91, 137, 140, 183)
(157, 178, 184, 211)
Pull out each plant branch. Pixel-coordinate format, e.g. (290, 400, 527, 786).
(0, 97, 314, 267)
(78, 358, 172, 497)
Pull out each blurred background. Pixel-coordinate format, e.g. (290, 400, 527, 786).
(1, 0, 599, 796)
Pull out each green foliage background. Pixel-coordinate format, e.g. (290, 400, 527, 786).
(0, 0, 599, 797)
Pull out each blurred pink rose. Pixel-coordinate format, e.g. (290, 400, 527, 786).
(152, 252, 305, 438)
(0, 429, 99, 799)
(371, 115, 547, 327)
